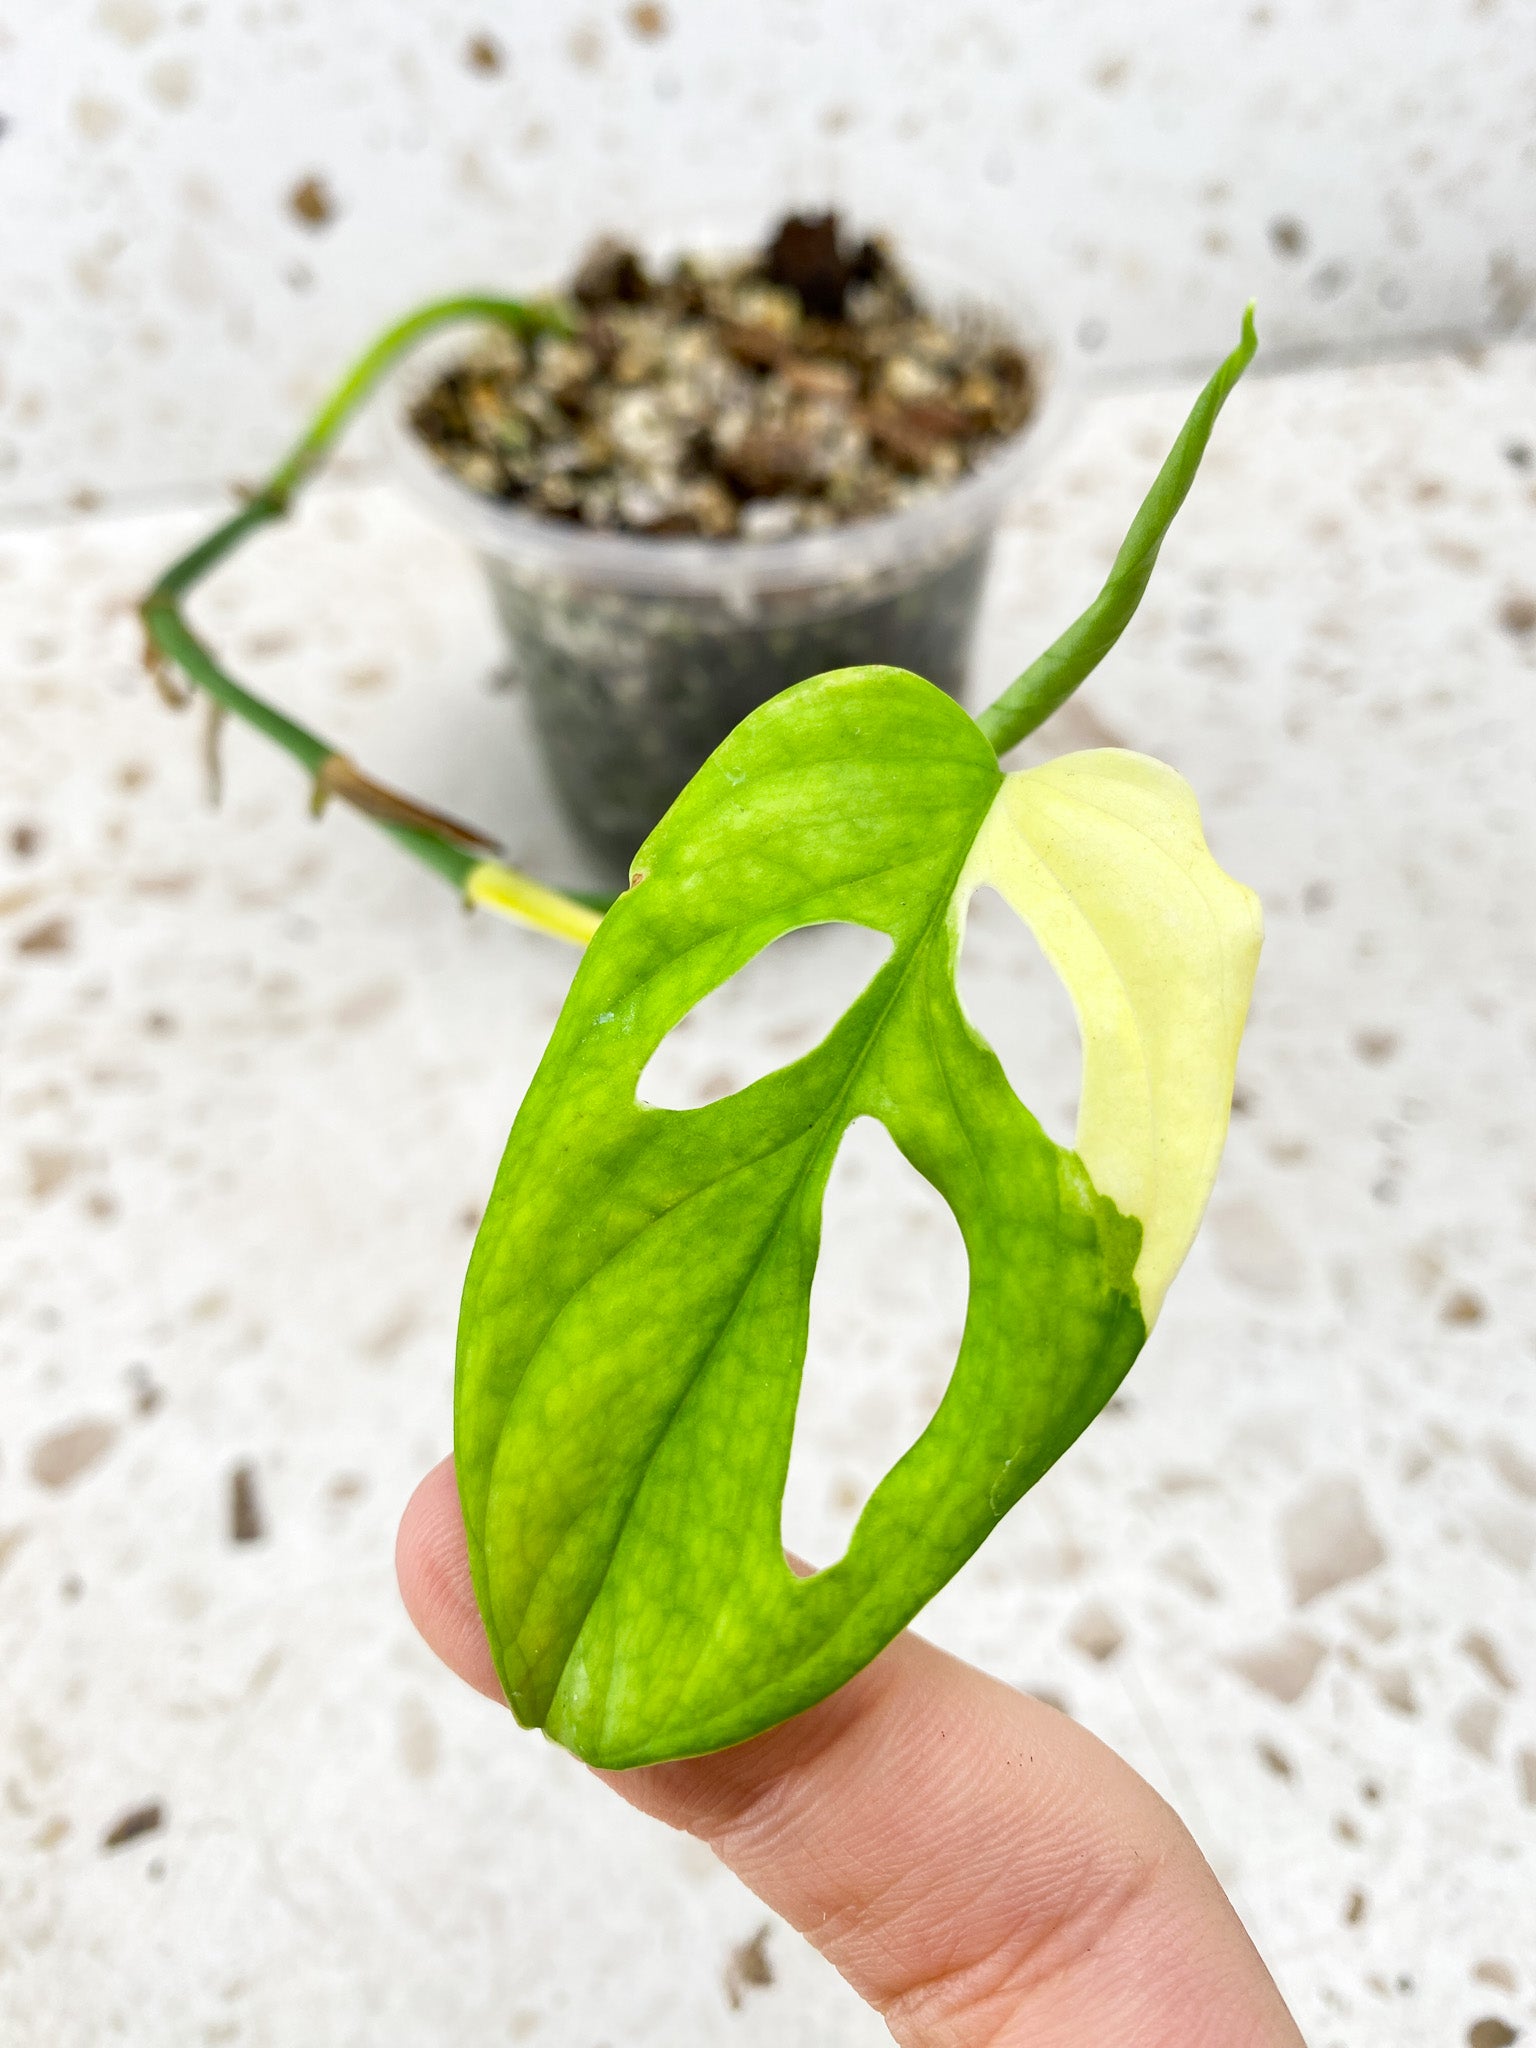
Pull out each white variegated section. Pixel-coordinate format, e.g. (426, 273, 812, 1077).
(958, 750, 1262, 1326)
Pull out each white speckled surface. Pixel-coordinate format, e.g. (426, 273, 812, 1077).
(3, 340, 1535, 2046)
(3, 0, 1535, 514)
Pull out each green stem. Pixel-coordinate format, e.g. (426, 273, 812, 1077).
(139, 293, 605, 947)
(143, 570, 331, 777)
(977, 307, 1258, 757)
(264, 294, 571, 509)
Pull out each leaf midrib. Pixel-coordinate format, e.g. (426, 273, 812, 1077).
(526, 792, 998, 1740)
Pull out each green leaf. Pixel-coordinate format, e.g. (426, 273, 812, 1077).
(455, 667, 1260, 1767)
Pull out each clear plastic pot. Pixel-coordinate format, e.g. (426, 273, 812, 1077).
(382, 267, 1064, 883)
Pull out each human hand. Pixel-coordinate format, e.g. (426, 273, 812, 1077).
(398, 1459, 1303, 2047)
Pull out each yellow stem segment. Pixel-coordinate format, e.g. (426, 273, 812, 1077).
(466, 862, 605, 945)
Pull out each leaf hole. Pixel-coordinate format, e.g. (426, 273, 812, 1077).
(956, 885, 1081, 1148)
(781, 1117, 970, 1569)
(637, 923, 893, 1110)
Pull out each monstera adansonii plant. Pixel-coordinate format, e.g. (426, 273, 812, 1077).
(452, 314, 1263, 1768)
(140, 304, 1260, 1769)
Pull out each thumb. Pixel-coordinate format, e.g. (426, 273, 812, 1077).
(397, 1457, 1301, 2048)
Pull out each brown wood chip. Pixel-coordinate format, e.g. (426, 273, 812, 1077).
(719, 428, 819, 497)
(765, 212, 850, 319)
(896, 399, 975, 440)
(718, 321, 793, 371)
(779, 356, 858, 401)
(863, 400, 944, 472)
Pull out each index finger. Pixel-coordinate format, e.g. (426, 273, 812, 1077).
(397, 1457, 1302, 2048)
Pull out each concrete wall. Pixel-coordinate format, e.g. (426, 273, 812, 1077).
(2, 0, 1533, 515)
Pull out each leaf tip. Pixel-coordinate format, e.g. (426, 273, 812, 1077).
(1239, 301, 1258, 361)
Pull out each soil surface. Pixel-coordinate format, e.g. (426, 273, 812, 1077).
(409, 214, 1036, 540)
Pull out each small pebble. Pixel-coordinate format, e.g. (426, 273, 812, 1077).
(1467, 2021, 1519, 2048)
(230, 1462, 265, 1543)
(102, 1801, 164, 1851)
(723, 1925, 774, 2010)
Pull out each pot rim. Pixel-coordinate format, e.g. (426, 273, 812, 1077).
(377, 240, 1076, 598)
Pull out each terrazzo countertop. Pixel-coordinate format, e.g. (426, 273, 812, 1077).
(2, 340, 1534, 2047)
